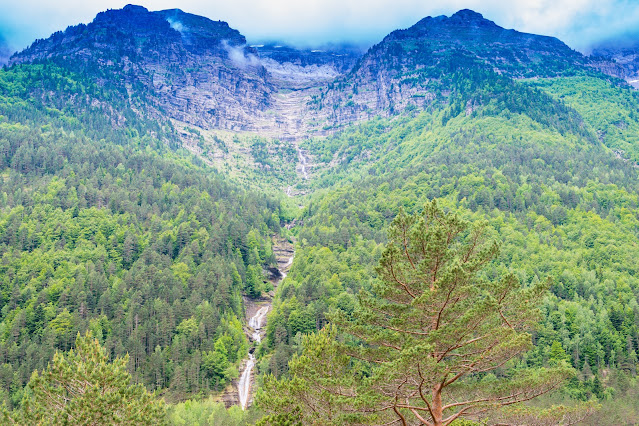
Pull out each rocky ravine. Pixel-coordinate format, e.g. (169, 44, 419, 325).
(220, 236, 295, 409)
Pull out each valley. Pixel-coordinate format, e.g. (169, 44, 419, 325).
(236, 237, 295, 411)
(1, 4, 639, 425)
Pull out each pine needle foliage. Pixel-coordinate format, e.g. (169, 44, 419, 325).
(3, 332, 166, 425)
(260, 201, 573, 425)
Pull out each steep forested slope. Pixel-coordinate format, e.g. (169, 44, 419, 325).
(530, 76, 639, 161)
(0, 61, 282, 407)
(3, 4, 639, 424)
(263, 72, 639, 422)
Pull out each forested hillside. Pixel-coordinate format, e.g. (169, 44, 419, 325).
(0, 61, 283, 407)
(2, 4, 639, 425)
(262, 69, 639, 423)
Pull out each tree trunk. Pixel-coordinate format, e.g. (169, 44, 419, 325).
(432, 385, 443, 426)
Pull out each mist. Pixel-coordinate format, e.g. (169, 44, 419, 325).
(0, 0, 638, 55)
(221, 40, 261, 68)
(0, 34, 13, 66)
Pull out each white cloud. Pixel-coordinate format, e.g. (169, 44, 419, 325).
(0, 0, 637, 53)
(221, 40, 261, 68)
(166, 17, 185, 33)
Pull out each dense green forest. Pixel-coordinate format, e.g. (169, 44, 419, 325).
(0, 63, 283, 409)
(3, 22, 639, 424)
(260, 70, 639, 423)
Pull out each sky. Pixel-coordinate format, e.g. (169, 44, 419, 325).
(1, 0, 639, 58)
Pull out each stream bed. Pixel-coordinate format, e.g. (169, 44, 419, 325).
(237, 242, 294, 410)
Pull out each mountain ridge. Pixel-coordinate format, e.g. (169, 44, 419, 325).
(2, 5, 639, 422)
(591, 38, 639, 88)
(6, 5, 637, 138)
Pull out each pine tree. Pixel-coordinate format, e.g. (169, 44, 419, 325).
(3, 332, 166, 425)
(260, 201, 572, 426)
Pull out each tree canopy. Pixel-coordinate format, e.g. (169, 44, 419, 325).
(4, 332, 166, 425)
(260, 202, 573, 425)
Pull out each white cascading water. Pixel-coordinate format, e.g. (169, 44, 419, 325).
(295, 144, 309, 180)
(237, 252, 294, 410)
(281, 254, 294, 281)
(238, 305, 270, 409)
(238, 353, 255, 410)
(249, 306, 269, 344)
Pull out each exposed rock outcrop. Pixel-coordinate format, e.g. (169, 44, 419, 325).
(9, 6, 636, 140)
(591, 43, 639, 88)
(311, 9, 590, 129)
(11, 5, 275, 132)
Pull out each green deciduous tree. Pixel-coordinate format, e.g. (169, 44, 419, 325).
(260, 201, 572, 425)
(3, 332, 166, 425)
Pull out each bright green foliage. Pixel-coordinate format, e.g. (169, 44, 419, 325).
(531, 76, 639, 161)
(261, 204, 573, 425)
(246, 264, 265, 299)
(4, 332, 166, 425)
(489, 400, 601, 425)
(258, 70, 639, 423)
(265, 77, 639, 418)
(548, 341, 571, 366)
(258, 326, 359, 425)
(4, 19, 639, 424)
(202, 349, 230, 390)
(332, 202, 571, 424)
(168, 397, 262, 425)
(0, 62, 280, 405)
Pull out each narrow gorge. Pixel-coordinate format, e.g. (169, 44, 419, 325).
(237, 238, 295, 410)
(234, 145, 308, 408)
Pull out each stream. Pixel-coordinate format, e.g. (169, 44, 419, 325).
(238, 353, 255, 410)
(285, 143, 310, 197)
(237, 141, 304, 410)
(295, 143, 309, 180)
(237, 247, 295, 410)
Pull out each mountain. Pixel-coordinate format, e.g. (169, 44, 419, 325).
(591, 38, 639, 88)
(0, 58, 286, 410)
(255, 43, 363, 89)
(11, 5, 274, 131)
(379, 9, 584, 76)
(312, 9, 593, 128)
(9, 6, 366, 140)
(10, 7, 621, 139)
(3, 5, 639, 424)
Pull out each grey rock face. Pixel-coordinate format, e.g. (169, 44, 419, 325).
(309, 9, 593, 130)
(9, 6, 636, 139)
(11, 5, 275, 132)
(591, 43, 639, 88)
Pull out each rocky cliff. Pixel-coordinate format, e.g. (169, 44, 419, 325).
(311, 9, 590, 129)
(591, 42, 639, 88)
(256, 44, 362, 89)
(11, 5, 275, 131)
(8, 6, 635, 139)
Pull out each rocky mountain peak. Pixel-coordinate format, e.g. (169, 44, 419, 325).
(90, 4, 176, 40)
(10, 4, 251, 65)
(390, 8, 549, 45)
(372, 8, 582, 73)
(449, 9, 492, 24)
(6, 5, 628, 139)
(313, 9, 589, 130)
(155, 8, 246, 49)
(410, 9, 497, 30)
(9, 4, 276, 134)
